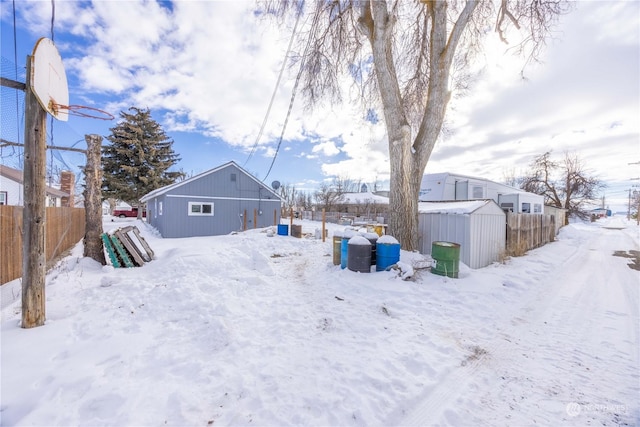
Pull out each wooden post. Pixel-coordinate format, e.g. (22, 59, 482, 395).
(274, 209, 277, 226)
(243, 209, 247, 231)
(83, 134, 106, 265)
(289, 207, 293, 231)
(253, 208, 257, 229)
(322, 208, 326, 242)
(22, 55, 47, 328)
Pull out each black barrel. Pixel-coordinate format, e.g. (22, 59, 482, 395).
(363, 232, 379, 265)
(347, 235, 372, 273)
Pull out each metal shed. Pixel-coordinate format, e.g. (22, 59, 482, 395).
(418, 200, 506, 269)
(140, 161, 282, 238)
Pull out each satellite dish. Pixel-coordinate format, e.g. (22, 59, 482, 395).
(271, 180, 281, 190)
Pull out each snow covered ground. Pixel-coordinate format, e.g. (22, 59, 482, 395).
(1, 216, 638, 426)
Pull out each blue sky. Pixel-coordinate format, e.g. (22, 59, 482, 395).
(1, 1, 638, 211)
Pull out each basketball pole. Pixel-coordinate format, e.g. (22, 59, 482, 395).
(21, 54, 48, 328)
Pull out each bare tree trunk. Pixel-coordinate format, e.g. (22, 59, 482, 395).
(107, 198, 116, 215)
(83, 134, 106, 264)
(22, 55, 47, 328)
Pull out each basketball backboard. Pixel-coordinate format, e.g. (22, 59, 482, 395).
(30, 37, 69, 121)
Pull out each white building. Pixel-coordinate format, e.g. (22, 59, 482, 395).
(0, 165, 69, 207)
(419, 172, 544, 214)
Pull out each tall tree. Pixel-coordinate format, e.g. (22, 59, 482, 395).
(519, 151, 604, 224)
(102, 107, 184, 217)
(279, 183, 298, 212)
(83, 134, 106, 265)
(263, 0, 569, 250)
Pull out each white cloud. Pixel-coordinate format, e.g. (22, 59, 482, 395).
(5, 0, 637, 198)
(310, 140, 339, 157)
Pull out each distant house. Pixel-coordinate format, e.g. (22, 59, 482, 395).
(419, 172, 544, 214)
(140, 161, 282, 238)
(0, 164, 70, 207)
(418, 200, 506, 269)
(339, 191, 389, 217)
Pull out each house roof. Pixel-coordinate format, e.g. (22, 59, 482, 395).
(140, 161, 282, 203)
(0, 164, 69, 198)
(341, 192, 389, 204)
(418, 199, 503, 215)
(422, 171, 528, 194)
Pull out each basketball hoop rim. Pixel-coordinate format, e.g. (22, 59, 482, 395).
(50, 103, 115, 121)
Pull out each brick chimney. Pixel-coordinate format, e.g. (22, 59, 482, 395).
(60, 170, 75, 207)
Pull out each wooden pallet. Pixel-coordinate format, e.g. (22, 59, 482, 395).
(120, 226, 154, 262)
(114, 228, 145, 267)
(101, 226, 155, 268)
(101, 233, 121, 268)
(131, 227, 154, 260)
(110, 234, 134, 268)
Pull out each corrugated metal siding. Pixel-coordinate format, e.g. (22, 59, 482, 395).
(419, 214, 471, 266)
(418, 203, 505, 269)
(468, 211, 506, 268)
(144, 164, 281, 238)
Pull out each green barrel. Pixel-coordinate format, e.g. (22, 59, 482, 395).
(431, 241, 460, 278)
(332, 231, 343, 266)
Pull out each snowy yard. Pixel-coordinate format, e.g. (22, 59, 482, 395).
(1, 217, 638, 426)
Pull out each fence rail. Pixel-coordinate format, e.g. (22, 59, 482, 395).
(1, 206, 85, 285)
(506, 213, 556, 256)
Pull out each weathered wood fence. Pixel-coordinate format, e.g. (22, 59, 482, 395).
(0, 206, 85, 285)
(506, 213, 556, 256)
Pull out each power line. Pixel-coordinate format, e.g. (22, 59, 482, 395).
(264, 8, 320, 181)
(244, 11, 302, 167)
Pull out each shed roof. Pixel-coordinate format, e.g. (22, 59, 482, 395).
(140, 161, 282, 203)
(418, 199, 503, 214)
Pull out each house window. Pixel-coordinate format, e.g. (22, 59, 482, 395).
(472, 185, 484, 199)
(0, 191, 6, 205)
(158, 201, 163, 216)
(231, 173, 237, 182)
(188, 201, 214, 216)
(534, 204, 542, 213)
(501, 202, 514, 213)
(522, 202, 531, 213)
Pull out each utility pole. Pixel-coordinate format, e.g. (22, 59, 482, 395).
(22, 55, 47, 328)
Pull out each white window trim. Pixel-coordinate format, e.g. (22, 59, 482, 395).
(188, 201, 214, 216)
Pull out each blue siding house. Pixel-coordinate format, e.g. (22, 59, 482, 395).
(140, 161, 282, 238)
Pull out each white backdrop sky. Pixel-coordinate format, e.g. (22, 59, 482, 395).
(1, 1, 638, 211)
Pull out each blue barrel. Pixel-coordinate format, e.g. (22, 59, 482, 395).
(341, 229, 357, 269)
(376, 235, 400, 271)
(277, 224, 288, 236)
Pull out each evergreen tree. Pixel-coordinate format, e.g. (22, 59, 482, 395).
(102, 107, 184, 210)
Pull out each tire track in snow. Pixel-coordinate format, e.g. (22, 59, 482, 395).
(400, 225, 639, 426)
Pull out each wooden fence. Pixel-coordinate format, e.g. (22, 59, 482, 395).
(506, 213, 556, 256)
(0, 206, 85, 285)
